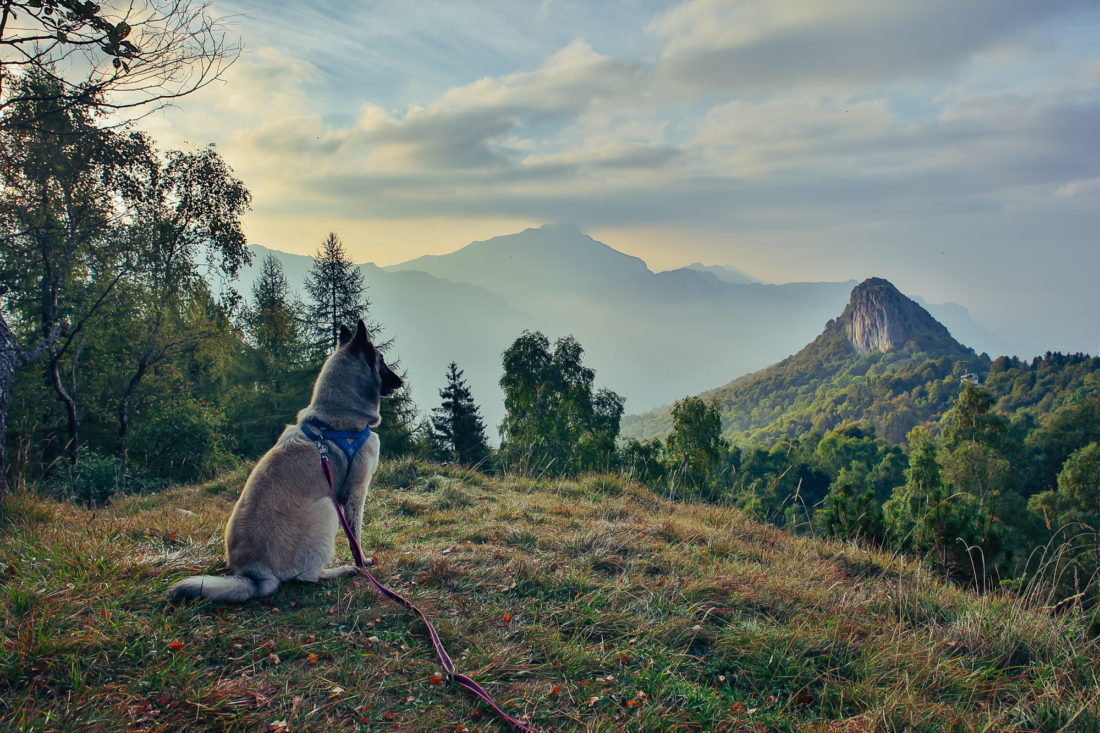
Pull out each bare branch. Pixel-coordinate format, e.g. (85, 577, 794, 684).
(1, 0, 241, 131)
(18, 319, 67, 366)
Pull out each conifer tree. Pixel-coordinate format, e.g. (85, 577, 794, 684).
(430, 362, 490, 467)
(247, 254, 306, 362)
(303, 232, 369, 354)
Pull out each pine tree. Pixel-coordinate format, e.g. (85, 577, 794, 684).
(431, 362, 490, 467)
(247, 254, 306, 362)
(303, 232, 370, 354)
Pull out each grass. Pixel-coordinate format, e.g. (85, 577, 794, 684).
(2, 458, 1099, 731)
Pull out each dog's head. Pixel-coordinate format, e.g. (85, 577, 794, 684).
(338, 319, 403, 398)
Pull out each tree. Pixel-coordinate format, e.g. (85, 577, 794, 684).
(246, 253, 306, 362)
(1027, 443, 1100, 601)
(225, 256, 314, 458)
(114, 143, 250, 459)
(664, 395, 731, 498)
(884, 426, 942, 549)
(884, 425, 978, 576)
(430, 362, 489, 467)
(814, 475, 885, 542)
(1, 68, 149, 466)
(939, 383, 1022, 575)
(1, 0, 239, 132)
(498, 330, 623, 475)
(303, 232, 370, 355)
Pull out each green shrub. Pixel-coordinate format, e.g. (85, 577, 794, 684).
(46, 451, 166, 507)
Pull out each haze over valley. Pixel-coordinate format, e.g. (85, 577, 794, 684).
(237, 224, 1021, 433)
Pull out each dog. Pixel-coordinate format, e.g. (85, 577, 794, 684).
(165, 320, 402, 602)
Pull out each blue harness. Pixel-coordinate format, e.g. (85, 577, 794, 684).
(300, 419, 372, 463)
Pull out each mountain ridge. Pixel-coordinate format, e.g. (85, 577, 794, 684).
(621, 277, 986, 444)
(234, 227, 1006, 436)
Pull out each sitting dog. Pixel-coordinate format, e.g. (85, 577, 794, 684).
(165, 320, 402, 602)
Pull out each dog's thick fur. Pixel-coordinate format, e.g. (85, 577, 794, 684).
(165, 320, 402, 602)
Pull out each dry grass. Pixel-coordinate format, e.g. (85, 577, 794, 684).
(2, 458, 1099, 731)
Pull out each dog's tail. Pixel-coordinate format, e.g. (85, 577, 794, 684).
(165, 569, 279, 603)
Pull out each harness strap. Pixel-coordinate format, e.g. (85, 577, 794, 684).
(301, 420, 371, 463)
(317, 452, 541, 733)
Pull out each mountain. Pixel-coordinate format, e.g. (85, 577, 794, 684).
(235, 228, 1008, 440)
(622, 278, 988, 445)
(383, 225, 871, 423)
(677, 262, 762, 285)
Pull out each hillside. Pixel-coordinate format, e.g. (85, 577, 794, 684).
(3, 462, 1099, 731)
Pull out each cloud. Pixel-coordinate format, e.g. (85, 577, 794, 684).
(649, 0, 1096, 92)
(145, 5, 1100, 297)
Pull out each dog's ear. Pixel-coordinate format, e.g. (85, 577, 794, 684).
(349, 319, 374, 357)
(380, 362, 403, 396)
(338, 324, 353, 346)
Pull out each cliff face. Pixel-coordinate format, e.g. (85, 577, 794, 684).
(839, 278, 963, 356)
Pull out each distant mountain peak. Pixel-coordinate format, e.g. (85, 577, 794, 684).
(838, 277, 962, 356)
(681, 262, 762, 285)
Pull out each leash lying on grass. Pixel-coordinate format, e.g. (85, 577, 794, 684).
(316, 440, 542, 733)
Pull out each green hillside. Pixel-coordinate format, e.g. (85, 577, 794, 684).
(3, 460, 1099, 731)
(623, 279, 1100, 447)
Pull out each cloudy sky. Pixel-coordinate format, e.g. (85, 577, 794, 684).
(142, 0, 1100, 356)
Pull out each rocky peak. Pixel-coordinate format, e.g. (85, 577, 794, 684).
(840, 277, 957, 355)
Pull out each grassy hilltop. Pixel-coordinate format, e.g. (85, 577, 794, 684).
(3, 461, 1100, 731)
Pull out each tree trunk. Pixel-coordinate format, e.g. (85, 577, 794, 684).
(0, 315, 19, 500)
(0, 305, 65, 502)
(48, 355, 79, 467)
(117, 360, 149, 462)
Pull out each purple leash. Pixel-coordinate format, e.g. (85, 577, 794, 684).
(319, 452, 542, 733)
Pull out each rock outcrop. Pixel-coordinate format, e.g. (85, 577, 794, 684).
(839, 278, 964, 356)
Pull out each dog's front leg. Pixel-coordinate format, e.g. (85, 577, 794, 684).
(343, 482, 368, 551)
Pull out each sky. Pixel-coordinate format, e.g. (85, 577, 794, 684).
(139, 0, 1100, 356)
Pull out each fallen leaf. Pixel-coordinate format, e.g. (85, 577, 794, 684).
(269, 720, 289, 732)
(503, 614, 512, 623)
(167, 640, 184, 652)
(588, 696, 601, 707)
(330, 686, 344, 697)
(549, 684, 562, 696)
(268, 653, 280, 664)
(795, 693, 813, 705)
